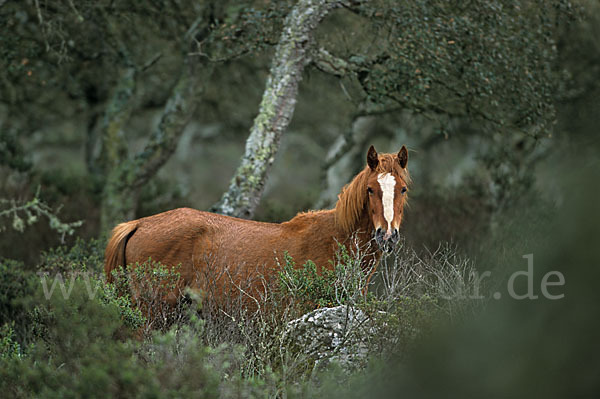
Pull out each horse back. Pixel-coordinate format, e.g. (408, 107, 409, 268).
(124, 208, 209, 271)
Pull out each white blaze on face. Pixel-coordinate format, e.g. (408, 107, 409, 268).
(377, 173, 396, 236)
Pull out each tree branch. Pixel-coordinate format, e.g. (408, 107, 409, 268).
(130, 59, 213, 189)
(311, 47, 368, 77)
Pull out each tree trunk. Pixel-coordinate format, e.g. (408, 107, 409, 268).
(212, 0, 363, 219)
(99, 59, 213, 233)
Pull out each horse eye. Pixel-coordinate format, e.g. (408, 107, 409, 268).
(367, 187, 374, 194)
(401, 187, 407, 194)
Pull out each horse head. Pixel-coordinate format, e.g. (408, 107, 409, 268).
(364, 145, 409, 251)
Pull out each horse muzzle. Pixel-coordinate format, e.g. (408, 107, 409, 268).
(374, 227, 399, 252)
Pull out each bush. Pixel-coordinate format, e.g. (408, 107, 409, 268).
(109, 259, 186, 336)
(277, 239, 480, 367)
(0, 258, 37, 344)
(38, 237, 105, 275)
(278, 256, 339, 310)
(278, 243, 375, 312)
(0, 270, 246, 398)
(35, 238, 146, 333)
(0, 279, 154, 398)
(194, 239, 478, 384)
(0, 322, 24, 360)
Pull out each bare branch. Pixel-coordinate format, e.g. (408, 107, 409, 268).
(311, 47, 368, 77)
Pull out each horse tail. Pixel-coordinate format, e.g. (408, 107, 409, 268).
(104, 221, 138, 283)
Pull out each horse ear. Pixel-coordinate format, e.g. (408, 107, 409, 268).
(367, 145, 379, 170)
(398, 146, 408, 169)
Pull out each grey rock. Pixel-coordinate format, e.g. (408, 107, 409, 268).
(285, 305, 376, 371)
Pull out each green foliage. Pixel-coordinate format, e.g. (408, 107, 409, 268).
(0, 232, 495, 397)
(277, 239, 481, 369)
(109, 259, 184, 334)
(348, 0, 569, 136)
(38, 237, 105, 274)
(0, 279, 155, 398)
(0, 263, 276, 398)
(279, 255, 334, 309)
(142, 315, 222, 397)
(278, 246, 372, 311)
(0, 322, 24, 360)
(98, 279, 146, 333)
(37, 238, 145, 331)
(0, 258, 36, 344)
(0, 0, 289, 129)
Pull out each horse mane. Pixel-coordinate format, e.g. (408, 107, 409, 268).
(334, 153, 410, 234)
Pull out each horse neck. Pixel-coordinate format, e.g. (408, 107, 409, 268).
(314, 207, 378, 260)
(344, 207, 379, 255)
(283, 207, 379, 270)
(300, 208, 372, 241)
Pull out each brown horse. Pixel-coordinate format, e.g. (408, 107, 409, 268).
(104, 145, 410, 306)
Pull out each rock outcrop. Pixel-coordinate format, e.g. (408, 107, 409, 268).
(285, 305, 376, 371)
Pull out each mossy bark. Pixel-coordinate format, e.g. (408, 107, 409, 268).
(212, 0, 364, 219)
(99, 60, 213, 234)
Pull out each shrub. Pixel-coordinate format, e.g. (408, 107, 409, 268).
(191, 239, 477, 384)
(278, 243, 375, 312)
(374, 240, 482, 315)
(37, 237, 104, 275)
(35, 238, 146, 334)
(0, 279, 155, 398)
(360, 239, 481, 360)
(277, 239, 480, 366)
(109, 259, 186, 336)
(97, 276, 146, 333)
(0, 322, 24, 360)
(0, 258, 37, 344)
(279, 255, 335, 309)
(0, 270, 241, 398)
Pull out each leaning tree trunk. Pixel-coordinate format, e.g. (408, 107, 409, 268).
(99, 59, 213, 233)
(212, 0, 364, 219)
